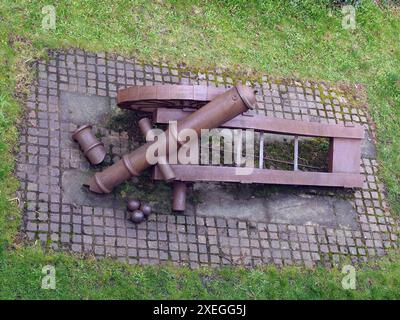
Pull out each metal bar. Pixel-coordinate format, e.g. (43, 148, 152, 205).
(264, 156, 324, 170)
(235, 129, 243, 167)
(153, 165, 364, 188)
(294, 136, 299, 171)
(259, 132, 264, 169)
(154, 108, 364, 139)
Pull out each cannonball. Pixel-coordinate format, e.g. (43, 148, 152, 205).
(130, 210, 145, 224)
(127, 199, 141, 211)
(140, 203, 152, 217)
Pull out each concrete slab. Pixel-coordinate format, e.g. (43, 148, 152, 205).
(60, 91, 113, 126)
(62, 169, 125, 209)
(193, 183, 358, 229)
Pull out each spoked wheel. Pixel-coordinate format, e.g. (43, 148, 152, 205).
(117, 85, 227, 112)
(118, 99, 208, 112)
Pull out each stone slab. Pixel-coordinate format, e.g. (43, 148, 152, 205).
(193, 183, 358, 229)
(60, 91, 113, 126)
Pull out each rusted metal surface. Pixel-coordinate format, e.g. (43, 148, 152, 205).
(85, 85, 255, 193)
(172, 181, 187, 211)
(153, 165, 364, 188)
(117, 85, 226, 112)
(138, 117, 176, 181)
(154, 108, 364, 139)
(328, 137, 361, 174)
(72, 125, 106, 165)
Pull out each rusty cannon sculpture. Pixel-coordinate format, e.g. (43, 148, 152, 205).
(77, 83, 364, 214)
(85, 84, 256, 194)
(118, 84, 364, 212)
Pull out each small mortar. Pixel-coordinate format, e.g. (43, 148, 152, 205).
(72, 125, 106, 165)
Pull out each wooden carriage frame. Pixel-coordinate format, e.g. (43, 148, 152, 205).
(117, 85, 364, 210)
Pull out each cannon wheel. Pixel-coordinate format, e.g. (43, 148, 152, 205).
(117, 85, 227, 112)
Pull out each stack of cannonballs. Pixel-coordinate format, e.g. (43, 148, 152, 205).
(126, 199, 152, 224)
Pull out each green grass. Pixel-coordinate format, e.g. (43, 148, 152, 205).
(0, 0, 399, 299)
(1, 246, 400, 299)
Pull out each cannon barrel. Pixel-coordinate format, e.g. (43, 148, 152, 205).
(85, 84, 255, 194)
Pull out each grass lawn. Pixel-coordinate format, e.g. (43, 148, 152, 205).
(0, 0, 399, 299)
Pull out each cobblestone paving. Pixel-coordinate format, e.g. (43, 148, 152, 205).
(17, 49, 398, 268)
